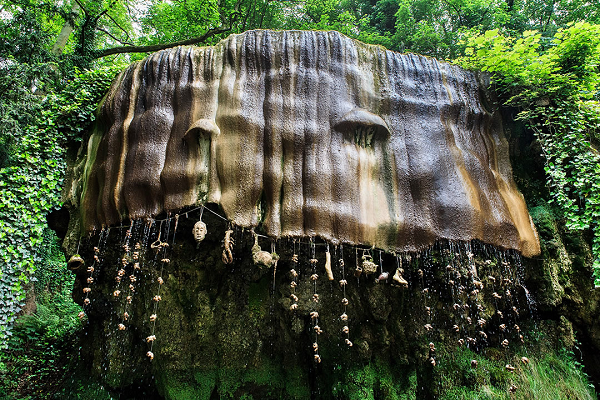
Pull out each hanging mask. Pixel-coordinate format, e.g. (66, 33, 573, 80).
(192, 221, 207, 243)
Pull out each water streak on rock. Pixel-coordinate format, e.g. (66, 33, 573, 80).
(73, 30, 539, 256)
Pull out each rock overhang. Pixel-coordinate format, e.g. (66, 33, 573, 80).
(66, 29, 540, 257)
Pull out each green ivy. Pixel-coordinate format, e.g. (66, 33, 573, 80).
(0, 63, 124, 347)
(456, 22, 600, 286)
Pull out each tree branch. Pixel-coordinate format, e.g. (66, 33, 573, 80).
(98, 27, 134, 46)
(94, 0, 118, 24)
(73, 0, 87, 16)
(104, 12, 132, 42)
(94, 26, 233, 58)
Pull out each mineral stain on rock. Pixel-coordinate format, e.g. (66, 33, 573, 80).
(70, 29, 539, 257)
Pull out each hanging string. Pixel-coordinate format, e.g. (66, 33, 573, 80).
(120, 220, 150, 332)
(339, 245, 351, 347)
(113, 220, 135, 331)
(146, 217, 171, 361)
(309, 237, 322, 363)
(80, 228, 108, 318)
(289, 239, 299, 313)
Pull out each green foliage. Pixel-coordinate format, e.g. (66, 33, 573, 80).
(330, 361, 417, 400)
(0, 63, 124, 347)
(0, 0, 59, 63)
(456, 22, 600, 286)
(433, 344, 596, 399)
(0, 229, 88, 399)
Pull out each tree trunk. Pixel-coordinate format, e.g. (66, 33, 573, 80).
(52, 2, 81, 56)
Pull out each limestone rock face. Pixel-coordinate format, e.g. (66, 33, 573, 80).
(71, 29, 539, 256)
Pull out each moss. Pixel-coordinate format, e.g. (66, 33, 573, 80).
(248, 277, 270, 321)
(331, 360, 417, 400)
(430, 339, 597, 400)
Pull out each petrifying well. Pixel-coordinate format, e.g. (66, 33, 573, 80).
(69, 30, 540, 257)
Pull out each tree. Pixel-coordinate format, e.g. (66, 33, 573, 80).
(456, 23, 600, 285)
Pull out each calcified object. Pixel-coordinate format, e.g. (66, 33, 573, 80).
(361, 256, 378, 275)
(222, 229, 234, 264)
(75, 31, 540, 258)
(68, 255, 84, 271)
(354, 265, 363, 278)
(393, 268, 408, 287)
(251, 235, 277, 268)
(376, 272, 389, 282)
(192, 220, 207, 243)
(324, 250, 334, 280)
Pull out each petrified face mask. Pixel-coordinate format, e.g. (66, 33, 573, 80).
(193, 221, 207, 243)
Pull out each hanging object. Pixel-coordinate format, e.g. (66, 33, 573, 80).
(222, 229, 234, 264)
(251, 234, 278, 268)
(324, 246, 334, 281)
(376, 272, 389, 282)
(393, 268, 408, 287)
(289, 241, 299, 313)
(361, 252, 377, 274)
(192, 221, 207, 244)
(68, 254, 84, 271)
